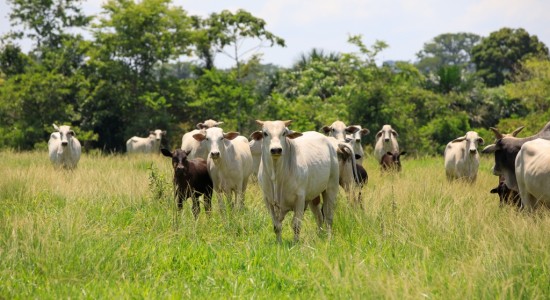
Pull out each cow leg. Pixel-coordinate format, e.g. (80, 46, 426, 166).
(265, 201, 282, 243)
(204, 190, 213, 215)
(292, 199, 305, 243)
(191, 194, 200, 219)
(321, 187, 338, 239)
(309, 196, 323, 231)
(175, 189, 184, 210)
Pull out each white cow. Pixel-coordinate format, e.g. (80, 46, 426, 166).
(181, 119, 223, 159)
(48, 124, 81, 169)
(249, 137, 262, 177)
(192, 127, 253, 210)
(444, 131, 484, 182)
(346, 125, 370, 165)
(126, 129, 166, 154)
(515, 138, 550, 210)
(374, 124, 399, 163)
(252, 120, 340, 243)
(322, 121, 359, 142)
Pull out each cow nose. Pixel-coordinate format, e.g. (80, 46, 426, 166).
(384, 138, 390, 142)
(270, 148, 282, 155)
(470, 149, 477, 154)
(355, 139, 361, 143)
(210, 151, 220, 159)
(61, 141, 68, 146)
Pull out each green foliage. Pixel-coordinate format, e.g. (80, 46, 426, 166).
(472, 27, 549, 87)
(416, 32, 481, 73)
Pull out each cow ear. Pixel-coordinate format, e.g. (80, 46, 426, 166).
(400, 151, 407, 156)
(490, 188, 498, 194)
(346, 126, 360, 134)
(287, 132, 303, 139)
(489, 127, 504, 139)
(391, 129, 398, 137)
(322, 126, 331, 134)
(224, 132, 240, 140)
(184, 149, 192, 156)
(481, 144, 496, 154)
(355, 154, 362, 160)
(360, 128, 370, 135)
(53, 123, 60, 131)
(386, 151, 393, 156)
(161, 148, 172, 157)
(477, 137, 484, 145)
(162, 130, 167, 135)
(196, 123, 206, 129)
(451, 136, 466, 143)
(255, 120, 264, 126)
(192, 133, 206, 142)
(250, 131, 263, 141)
(68, 130, 75, 136)
(376, 131, 383, 138)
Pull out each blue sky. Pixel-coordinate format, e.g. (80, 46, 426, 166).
(1, 0, 549, 68)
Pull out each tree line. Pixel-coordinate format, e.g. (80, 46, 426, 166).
(1, 0, 549, 156)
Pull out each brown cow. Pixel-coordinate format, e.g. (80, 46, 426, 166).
(161, 148, 213, 218)
(380, 151, 406, 172)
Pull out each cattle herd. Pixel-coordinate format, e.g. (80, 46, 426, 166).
(47, 119, 550, 242)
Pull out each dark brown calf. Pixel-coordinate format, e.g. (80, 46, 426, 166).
(380, 151, 406, 172)
(490, 176, 521, 208)
(161, 148, 213, 218)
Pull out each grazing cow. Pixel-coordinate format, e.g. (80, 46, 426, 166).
(374, 125, 399, 163)
(161, 148, 213, 218)
(482, 122, 550, 208)
(126, 129, 166, 154)
(514, 138, 550, 210)
(181, 119, 223, 159)
(380, 151, 407, 172)
(490, 175, 521, 208)
(444, 131, 484, 182)
(48, 124, 81, 169)
(197, 119, 223, 130)
(346, 125, 370, 165)
(192, 127, 253, 210)
(251, 120, 340, 243)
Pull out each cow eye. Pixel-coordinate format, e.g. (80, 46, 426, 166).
(263, 131, 268, 137)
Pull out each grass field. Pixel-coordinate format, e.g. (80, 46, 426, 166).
(1, 150, 549, 299)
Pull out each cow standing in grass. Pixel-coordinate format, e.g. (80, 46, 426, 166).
(48, 124, 81, 170)
(161, 148, 213, 218)
(126, 129, 166, 154)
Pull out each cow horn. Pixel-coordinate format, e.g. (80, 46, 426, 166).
(255, 120, 264, 126)
(489, 127, 504, 139)
(511, 126, 525, 137)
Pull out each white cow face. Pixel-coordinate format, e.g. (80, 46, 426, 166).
(150, 129, 166, 141)
(254, 120, 302, 158)
(192, 127, 239, 160)
(53, 124, 75, 147)
(452, 131, 484, 155)
(322, 121, 359, 142)
(349, 126, 370, 143)
(376, 124, 398, 143)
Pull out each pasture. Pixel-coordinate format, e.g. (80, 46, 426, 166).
(0, 150, 549, 299)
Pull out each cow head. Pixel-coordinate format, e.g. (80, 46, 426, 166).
(348, 125, 369, 143)
(451, 131, 484, 155)
(254, 120, 302, 158)
(376, 124, 398, 143)
(53, 124, 75, 148)
(150, 129, 166, 141)
(482, 135, 521, 191)
(322, 121, 359, 142)
(196, 119, 223, 130)
(192, 127, 238, 160)
(381, 151, 406, 172)
(162, 148, 191, 174)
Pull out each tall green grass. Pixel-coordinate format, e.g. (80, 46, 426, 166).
(1, 150, 549, 299)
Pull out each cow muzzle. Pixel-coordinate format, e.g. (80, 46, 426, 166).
(270, 147, 283, 156)
(469, 149, 477, 154)
(210, 151, 220, 159)
(61, 141, 68, 146)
